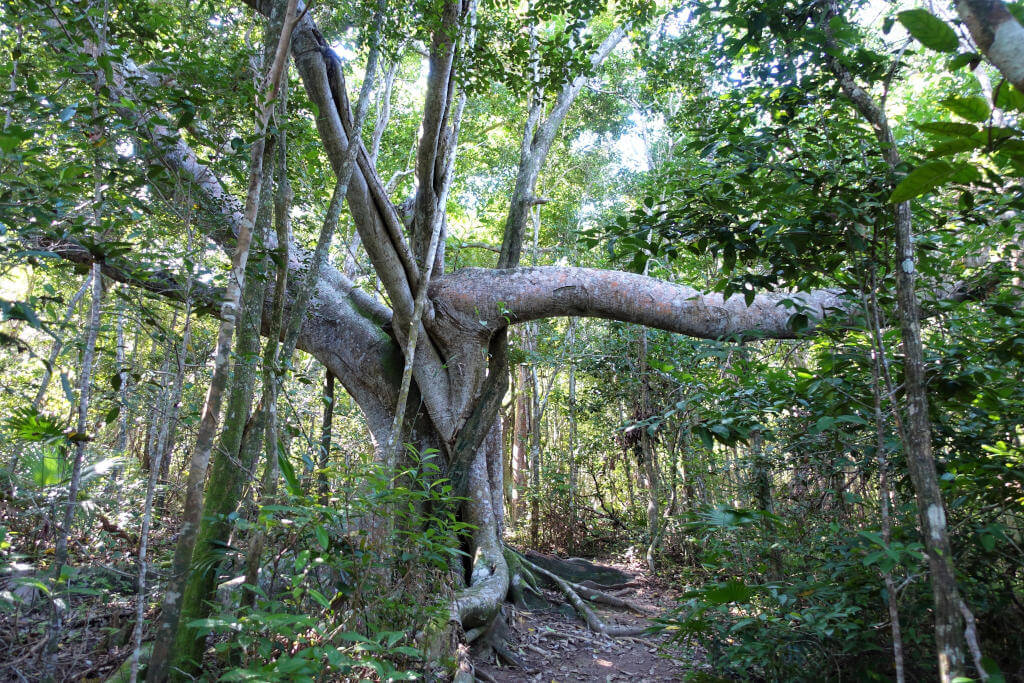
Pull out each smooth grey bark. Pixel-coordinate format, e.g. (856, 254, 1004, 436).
(430, 266, 846, 340)
(957, 0, 1024, 91)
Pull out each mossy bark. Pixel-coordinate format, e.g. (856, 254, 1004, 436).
(168, 153, 275, 678)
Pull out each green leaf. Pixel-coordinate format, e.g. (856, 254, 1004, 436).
(705, 580, 751, 605)
(940, 96, 991, 122)
(926, 137, 982, 158)
(915, 121, 979, 138)
(59, 104, 78, 122)
(315, 525, 329, 550)
(278, 447, 302, 496)
(947, 52, 980, 71)
(897, 10, 959, 52)
(994, 84, 1024, 113)
(889, 160, 955, 203)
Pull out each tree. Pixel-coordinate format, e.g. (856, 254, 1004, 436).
(11, 0, 1019, 674)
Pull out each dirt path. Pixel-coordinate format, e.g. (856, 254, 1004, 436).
(476, 557, 693, 682)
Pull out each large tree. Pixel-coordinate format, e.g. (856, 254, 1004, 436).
(14, 0, 1023, 678)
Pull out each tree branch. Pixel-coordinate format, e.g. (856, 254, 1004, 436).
(957, 0, 1024, 91)
(431, 266, 846, 340)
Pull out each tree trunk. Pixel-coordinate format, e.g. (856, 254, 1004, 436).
(567, 324, 578, 549)
(146, 6, 298, 678)
(7, 273, 92, 481)
(824, 24, 970, 680)
(43, 263, 103, 681)
(168, 160, 274, 673)
(511, 363, 530, 526)
(528, 362, 542, 547)
(318, 369, 335, 501)
(129, 299, 193, 683)
(637, 324, 661, 573)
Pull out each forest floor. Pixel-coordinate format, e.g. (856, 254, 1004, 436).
(476, 555, 698, 683)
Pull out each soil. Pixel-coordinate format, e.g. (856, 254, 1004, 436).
(475, 556, 698, 683)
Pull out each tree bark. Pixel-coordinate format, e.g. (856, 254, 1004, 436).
(43, 263, 103, 681)
(146, 5, 299, 679)
(956, 0, 1024, 91)
(823, 16, 970, 680)
(318, 369, 335, 501)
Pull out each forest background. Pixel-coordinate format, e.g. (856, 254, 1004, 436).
(1, 0, 1023, 680)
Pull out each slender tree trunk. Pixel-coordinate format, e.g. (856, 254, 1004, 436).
(824, 24, 971, 679)
(7, 274, 92, 480)
(865, 287, 906, 683)
(749, 429, 782, 580)
(43, 263, 103, 681)
(511, 362, 530, 526)
(637, 324, 662, 572)
(567, 323, 578, 548)
(115, 306, 129, 452)
(318, 369, 335, 502)
(146, 6, 298, 678)
(169, 152, 275, 673)
(129, 298, 193, 683)
(528, 363, 542, 547)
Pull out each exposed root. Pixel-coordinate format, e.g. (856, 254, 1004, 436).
(520, 548, 632, 586)
(578, 579, 640, 590)
(493, 640, 526, 669)
(474, 667, 498, 683)
(517, 554, 651, 637)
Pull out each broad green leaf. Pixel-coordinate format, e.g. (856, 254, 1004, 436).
(927, 138, 982, 158)
(889, 160, 954, 203)
(897, 10, 959, 52)
(940, 96, 991, 122)
(315, 525, 329, 550)
(994, 84, 1024, 113)
(915, 121, 979, 138)
(278, 447, 302, 496)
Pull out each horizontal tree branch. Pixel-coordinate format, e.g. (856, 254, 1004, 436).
(431, 266, 847, 340)
(29, 236, 221, 312)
